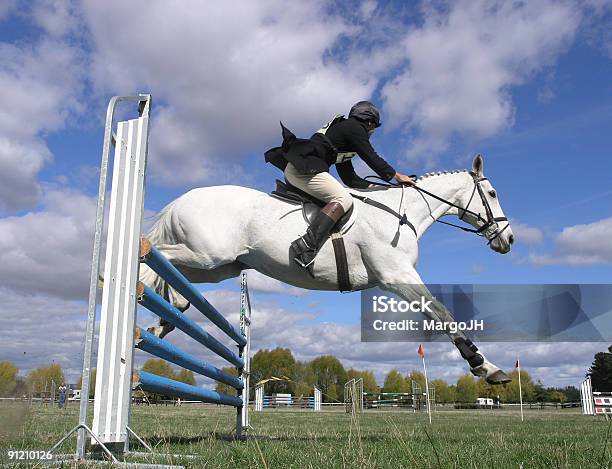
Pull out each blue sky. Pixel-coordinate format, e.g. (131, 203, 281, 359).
(0, 0, 610, 389)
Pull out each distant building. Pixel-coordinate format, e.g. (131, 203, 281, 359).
(477, 397, 494, 408)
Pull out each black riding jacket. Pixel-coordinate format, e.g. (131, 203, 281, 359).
(264, 116, 396, 188)
(326, 117, 396, 188)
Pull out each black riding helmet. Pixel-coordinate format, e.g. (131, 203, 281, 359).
(349, 100, 381, 128)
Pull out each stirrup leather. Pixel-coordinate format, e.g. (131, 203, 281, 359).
(291, 237, 317, 268)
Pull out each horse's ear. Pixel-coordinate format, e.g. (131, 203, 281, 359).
(472, 154, 484, 177)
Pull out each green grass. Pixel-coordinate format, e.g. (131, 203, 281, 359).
(0, 402, 610, 468)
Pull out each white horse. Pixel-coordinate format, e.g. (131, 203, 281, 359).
(140, 155, 514, 384)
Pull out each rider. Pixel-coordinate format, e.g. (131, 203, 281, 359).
(265, 101, 415, 271)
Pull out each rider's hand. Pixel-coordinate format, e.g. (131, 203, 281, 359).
(394, 172, 416, 185)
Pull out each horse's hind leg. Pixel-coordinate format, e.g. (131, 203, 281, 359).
(146, 243, 244, 338)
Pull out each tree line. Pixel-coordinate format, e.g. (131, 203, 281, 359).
(1, 344, 609, 402)
(213, 347, 594, 404)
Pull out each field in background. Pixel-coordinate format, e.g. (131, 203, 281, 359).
(0, 402, 610, 468)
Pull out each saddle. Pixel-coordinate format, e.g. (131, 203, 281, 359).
(271, 180, 356, 234)
(271, 179, 356, 292)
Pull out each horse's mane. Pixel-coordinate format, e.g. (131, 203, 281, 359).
(352, 169, 470, 192)
(415, 169, 468, 182)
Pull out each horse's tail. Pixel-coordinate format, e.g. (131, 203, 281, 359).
(145, 199, 179, 246)
(140, 200, 188, 326)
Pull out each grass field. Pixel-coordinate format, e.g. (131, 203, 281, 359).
(0, 402, 610, 468)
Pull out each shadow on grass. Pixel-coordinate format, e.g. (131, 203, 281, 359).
(139, 431, 391, 446)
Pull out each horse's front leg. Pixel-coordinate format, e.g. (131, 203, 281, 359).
(379, 268, 511, 385)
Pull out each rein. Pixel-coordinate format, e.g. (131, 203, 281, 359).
(360, 173, 509, 244)
(350, 192, 417, 237)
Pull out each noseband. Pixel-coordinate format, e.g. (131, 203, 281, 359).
(456, 172, 510, 244)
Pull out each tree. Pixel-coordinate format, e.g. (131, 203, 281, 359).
(346, 368, 361, 382)
(382, 369, 409, 393)
(139, 359, 180, 400)
(0, 362, 18, 397)
(359, 370, 379, 393)
(27, 364, 65, 395)
(560, 385, 580, 402)
(477, 378, 496, 399)
(292, 361, 316, 397)
(308, 355, 346, 401)
(500, 370, 535, 402)
(142, 359, 176, 379)
(406, 370, 426, 392)
(251, 348, 297, 394)
(532, 380, 548, 402)
(588, 346, 612, 391)
(175, 369, 196, 385)
(215, 367, 239, 396)
(431, 379, 453, 403)
(549, 390, 567, 403)
(346, 369, 379, 393)
(455, 374, 477, 403)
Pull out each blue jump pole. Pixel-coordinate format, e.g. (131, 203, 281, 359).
(140, 239, 246, 347)
(135, 327, 243, 390)
(137, 282, 244, 369)
(134, 371, 242, 407)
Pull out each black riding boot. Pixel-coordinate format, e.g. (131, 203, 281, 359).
(291, 202, 345, 272)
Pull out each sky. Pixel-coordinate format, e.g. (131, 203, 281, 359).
(0, 0, 611, 391)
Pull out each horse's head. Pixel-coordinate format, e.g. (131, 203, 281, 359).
(458, 155, 513, 254)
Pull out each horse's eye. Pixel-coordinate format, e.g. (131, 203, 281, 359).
(489, 190, 496, 198)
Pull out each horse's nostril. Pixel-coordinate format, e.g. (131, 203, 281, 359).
(509, 234, 514, 245)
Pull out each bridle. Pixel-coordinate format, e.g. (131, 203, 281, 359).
(415, 171, 509, 244)
(363, 171, 510, 244)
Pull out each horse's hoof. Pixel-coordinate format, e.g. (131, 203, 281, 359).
(147, 326, 164, 337)
(158, 325, 175, 339)
(486, 369, 512, 385)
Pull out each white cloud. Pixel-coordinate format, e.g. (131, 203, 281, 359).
(381, 0, 580, 162)
(471, 262, 484, 274)
(537, 86, 556, 103)
(0, 1, 17, 21)
(31, 0, 79, 37)
(0, 287, 89, 380)
(529, 216, 612, 265)
(81, 0, 375, 186)
(241, 270, 307, 296)
(0, 0, 594, 210)
(0, 34, 85, 212)
(511, 221, 544, 245)
(0, 138, 49, 211)
(69, 0, 585, 183)
(0, 188, 96, 299)
(359, 0, 378, 21)
(581, 0, 612, 58)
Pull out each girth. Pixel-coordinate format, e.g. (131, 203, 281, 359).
(271, 180, 354, 292)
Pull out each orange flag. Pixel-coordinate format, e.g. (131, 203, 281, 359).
(515, 359, 520, 368)
(418, 344, 425, 358)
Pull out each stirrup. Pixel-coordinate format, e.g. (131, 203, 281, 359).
(290, 236, 317, 271)
(294, 253, 316, 269)
(291, 236, 313, 253)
